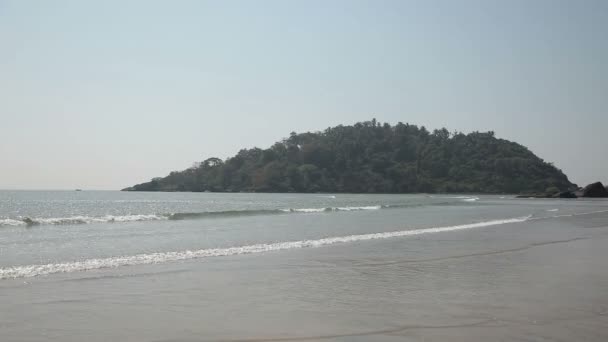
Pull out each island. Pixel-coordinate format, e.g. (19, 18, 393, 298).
(122, 120, 587, 195)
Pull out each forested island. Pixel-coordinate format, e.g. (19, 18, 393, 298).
(123, 120, 575, 194)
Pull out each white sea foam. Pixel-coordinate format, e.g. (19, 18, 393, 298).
(528, 209, 608, 220)
(281, 206, 382, 213)
(461, 197, 479, 202)
(438, 196, 479, 202)
(335, 205, 382, 211)
(36, 214, 167, 225)
(2, 206, 385, 227)
(281, 208, 327, 213)
(0, 216, 530, 280)
(0, 214, 167, 227)
(547, 209, 559, 212)
(0, 218, 27, 226)
(571, 209, 608, 216)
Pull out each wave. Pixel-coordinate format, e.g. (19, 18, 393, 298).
(0, 218, 27, 226)
(0, 216, 530, 280)
(435, 196, 479, 202)
(529, 209, 608, 220)
(0, 215, 167, 227)
(461, 197, 479, 202)
(168, 209, 281, 220)
(0, 195, 486, 228)
(171, 206, 383, 219)
(0, 206, 390, 227)
(336, 205, 382, 211)
(281, 208, 327, 213)
(280, 206, 382, 213)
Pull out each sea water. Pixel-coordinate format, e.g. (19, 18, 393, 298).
(1, 191, 607, 341)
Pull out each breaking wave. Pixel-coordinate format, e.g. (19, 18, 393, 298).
(0, 218, 27, 226)
(167, 210, 280, 220)
(0, 215, 167, 227)
(436, 196, 480, 202)
(166, 206, 383, 219)
(280, 205, 382, 213)
(0, 216, 530, 280)
(461, 197, 480, 202)
(0, 197, 484, 228)
(0, 206, 393, 227)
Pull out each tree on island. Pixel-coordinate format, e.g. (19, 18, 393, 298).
(124, 120, 574, 194)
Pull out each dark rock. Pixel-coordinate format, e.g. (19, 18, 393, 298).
(582, 182, 608, 198)
(519, 190, 577, 199)
(555, 191, 577, 198)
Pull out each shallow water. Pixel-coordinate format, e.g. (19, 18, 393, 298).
(1, 191, 607, 341)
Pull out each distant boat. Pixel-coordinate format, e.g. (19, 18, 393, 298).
(75, 189, 82, 191)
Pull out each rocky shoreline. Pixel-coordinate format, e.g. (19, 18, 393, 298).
(516, 181, 608, 199)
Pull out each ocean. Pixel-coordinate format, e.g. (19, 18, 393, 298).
(1, 191, 607, 341)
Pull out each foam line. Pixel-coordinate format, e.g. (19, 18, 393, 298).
(0, 216, 529, 280)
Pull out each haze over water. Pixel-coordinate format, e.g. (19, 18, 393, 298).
(1, 191, 607, 341)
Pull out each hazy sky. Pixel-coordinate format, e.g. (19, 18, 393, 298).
(1, 0, 606, 190)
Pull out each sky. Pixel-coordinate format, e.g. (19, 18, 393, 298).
(1, 0, 606, 190)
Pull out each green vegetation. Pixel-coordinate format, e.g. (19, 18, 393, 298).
(123, 120, 574, 193)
